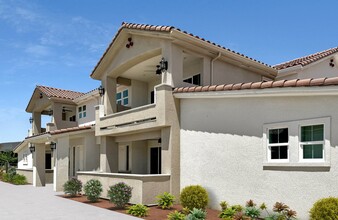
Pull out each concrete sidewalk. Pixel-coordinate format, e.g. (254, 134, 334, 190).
(0, 181, 140, 220)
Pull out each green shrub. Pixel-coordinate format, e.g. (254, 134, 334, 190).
(219, 207, 237, 219)
(310, 197, 338, 220)
(107, 182, 132, 208)
(180, 185, 208, 210)
(156, 192, 175, 209)
(220, 201, 228, 211)
(84, 179, 102, 202)
(244, 206, 261, 218)
(127, 204, 149, 217)
(63, 178, 82, 196)
(186, 208, 207, 220)
(167, 210, 186, 220)
(11, 174, 27, 185)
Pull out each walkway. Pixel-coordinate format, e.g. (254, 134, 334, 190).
(0, 181, 140, 220)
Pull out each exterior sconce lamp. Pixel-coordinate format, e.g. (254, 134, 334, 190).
(29, 117, 34, 124)
(98, 85, 105, 96)
(29, 144, 35, 153)
(156, 57, 168, 75)
(50, 142, 56, 151)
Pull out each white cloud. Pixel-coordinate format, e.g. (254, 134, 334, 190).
(25, 44, 51, 57)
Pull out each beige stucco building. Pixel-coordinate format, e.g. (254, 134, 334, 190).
(14, 22, 338, 219)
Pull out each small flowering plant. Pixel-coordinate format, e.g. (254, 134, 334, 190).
(107, 182, 132, 208)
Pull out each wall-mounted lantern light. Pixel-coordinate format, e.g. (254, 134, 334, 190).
(29, 144, 35, 153)
(98, 85, 105, 96)
(156, 57, 168, 75)
(29, 117, 34, 124)
(50, 142, 56, 151)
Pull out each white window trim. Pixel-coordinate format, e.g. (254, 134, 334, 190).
(23, 153, 28, 165)
(298, 120, 329, 163)
(263, 117, 331, 167)
(78, 105, 86, 119)
(267, 127, 289, 163)
(116, 89, 129, 106)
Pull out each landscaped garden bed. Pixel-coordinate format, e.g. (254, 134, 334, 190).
(60, 194, 221, 220)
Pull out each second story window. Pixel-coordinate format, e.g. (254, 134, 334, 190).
(183, 74, 201, 86)
(116, 89, 129, 106)
(78, 105, 86, 119)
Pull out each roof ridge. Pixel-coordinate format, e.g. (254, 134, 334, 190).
(274, 46, 338, 70)
(173, 77, 338, 93)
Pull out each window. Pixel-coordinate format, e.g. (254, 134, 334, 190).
(116, 89, 129, 106)
(183, 74, 201, 86)
(268, 128, 288, 161)
(300, 124, 324, 160)
(23, 153, 28, 165)
(78, 105, 86, 119)
(264, 117, 330, 166)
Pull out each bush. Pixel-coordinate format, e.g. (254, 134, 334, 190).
(11, 174, 27, 185)
(220, 201, 228, 211)
(310, 197, 338, 220)
(156, 192, 175, 209)
(84, 179, 103, 202)
(219, 207, 237, 219)
(244, 206, 261, 219)
(107, 182, 132, 208)
(186, 208, 207, 220)
(180, 185, 208, 210)
(167, 210, 186, 220)
(127, 204, 149, 217)
(63, 178, 82, 196)
(263, 202, 297, 220)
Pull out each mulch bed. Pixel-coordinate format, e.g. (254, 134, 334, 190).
(60, 194, 220, 220)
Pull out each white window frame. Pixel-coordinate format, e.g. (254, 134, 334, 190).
(263, 117, 330, 166)
(78, 105, 86, 119)
(116, 89, 129, 106)
(183, 73, 201, 86)
(23, 153, 28, 165)
(299, 121, 327, 163)
(267, 127, 289, 162)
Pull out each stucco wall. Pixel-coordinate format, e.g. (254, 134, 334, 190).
(77, 98, 98, 125)
(17, 146, 33, 169)
(180, 95, 338, 219)
(16, 169, 53, 184)
(277, 56, 338, 80)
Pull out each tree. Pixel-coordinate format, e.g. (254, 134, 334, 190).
(0, 151, 17, 173)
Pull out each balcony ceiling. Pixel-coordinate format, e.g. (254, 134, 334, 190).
(121, 55, 162, 83)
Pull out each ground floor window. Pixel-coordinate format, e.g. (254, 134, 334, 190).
(263, 117, 330, 165)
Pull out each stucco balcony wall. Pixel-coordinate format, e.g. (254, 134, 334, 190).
(77, 171, 170, 205)
(95, 84, 174, 136)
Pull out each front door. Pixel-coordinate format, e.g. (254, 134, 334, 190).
(150, 147, 161, 174)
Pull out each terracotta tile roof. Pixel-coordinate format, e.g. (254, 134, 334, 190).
(173, 77, 338, 93)
(25, 125, 94, 139)
(274, 47, 338, 70)
(91, 22, 272, 77)
(49, 124, 93, 135)
(37, 85, 85, 100)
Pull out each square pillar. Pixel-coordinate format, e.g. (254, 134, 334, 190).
(100, 136, 118, 173)
(54, 136, 69, 191)
(32, 112, 41, 135)
(33, 144, 45, 187)
(102, 76, 117, 115)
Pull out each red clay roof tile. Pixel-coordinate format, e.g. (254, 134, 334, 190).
(274, 47, 338, 70)
(37, 85, 84, 100)
(173, 77, 338, 94)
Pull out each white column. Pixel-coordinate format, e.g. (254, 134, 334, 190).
(33, 144, 45, 187)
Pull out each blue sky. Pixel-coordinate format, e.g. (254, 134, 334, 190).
(1, 0, 338, 142)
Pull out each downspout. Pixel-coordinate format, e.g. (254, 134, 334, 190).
(210, 52, 222, 85)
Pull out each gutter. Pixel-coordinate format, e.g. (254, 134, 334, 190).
(210, 52, 222, 85)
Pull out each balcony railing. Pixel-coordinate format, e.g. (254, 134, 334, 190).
(96, 84, 174, 136)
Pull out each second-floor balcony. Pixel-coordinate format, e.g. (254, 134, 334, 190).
(95, 84, 176, 136)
